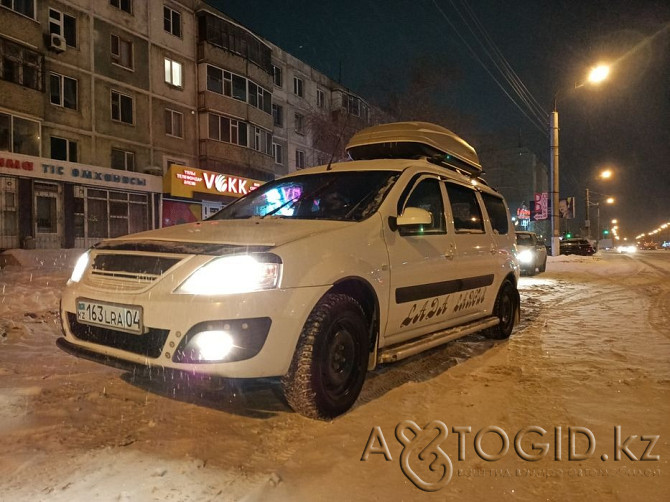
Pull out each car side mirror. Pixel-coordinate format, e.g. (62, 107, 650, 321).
(396, 207, 432, 228)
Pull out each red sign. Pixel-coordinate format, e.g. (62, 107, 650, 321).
(533, 192, 548, 220)
(0, 156, 34, 171)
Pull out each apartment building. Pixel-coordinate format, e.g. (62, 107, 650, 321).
(0, 0, 379, 249)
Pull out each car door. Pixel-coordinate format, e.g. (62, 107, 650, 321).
(383, 175, 467, 345)
(442, 182, 499, 321)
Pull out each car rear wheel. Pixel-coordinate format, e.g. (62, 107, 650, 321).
(282, 293, 369, 420)
(485, 280, 518, 340)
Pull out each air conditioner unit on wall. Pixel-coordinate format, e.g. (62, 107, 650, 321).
(49, 33, 66, 53)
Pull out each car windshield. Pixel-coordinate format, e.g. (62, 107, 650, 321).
(516, 233, 535, 246)
(210, 170, 400, 222)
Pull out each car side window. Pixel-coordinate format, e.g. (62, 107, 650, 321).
(481, 193, 509, 235)
(400, 177, 446, 236)
(445, 183, 484, 233)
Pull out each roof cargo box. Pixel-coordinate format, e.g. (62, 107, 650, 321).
(345, 121, 482, 174)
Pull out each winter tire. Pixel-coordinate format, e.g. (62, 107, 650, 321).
(282, 293, 369, 419)
(485, 280, 518, 340)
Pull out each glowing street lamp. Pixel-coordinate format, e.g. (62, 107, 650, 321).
(587, 64, 610, 84)
(550, 64, 611, 256)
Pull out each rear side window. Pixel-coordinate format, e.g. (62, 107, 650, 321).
(481, 193, 509, 235)
(445, 183, 484, 233)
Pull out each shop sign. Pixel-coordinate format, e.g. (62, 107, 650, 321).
(167, 165, 263, 199)
(0, 155, 34, 171)
(0, 152, 162, 192)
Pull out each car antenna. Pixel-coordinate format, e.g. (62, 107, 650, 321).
(326, 109, 352, 171)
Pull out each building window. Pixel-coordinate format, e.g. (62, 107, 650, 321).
(294, 113, 305, 135)
(165, 109, 183, 138)
(205, 64, 270, 114)
(293, 76, 303, 97)
(35, 183, 59, 234)
(111, 148, 135, 171)
(316, 89, 325, 108)
(111, 90, 133, 124)
(272, 65, 282, 87)
(273, 143, 283, 165)
(164, 57, 183, 87)
(251, 126, 272, 155)
(110, 34, 133, 69)
(208, 113, 248, 147)
(0, 37, 43, 91)
(110, 0, 132, 14)
(49, 73, 77, 109)
(0, 112, 40, 156)
(346, 94, 360, 117)
(48, 8, 77, 47)
(1, 0, 34, 18)
(163, 5, 181, 37)
(272, 104, 283, 127)
(50, 136, 77, 162)
(296, 149, 305, 169)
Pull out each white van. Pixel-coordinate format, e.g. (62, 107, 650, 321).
(59, 122, 520, 419)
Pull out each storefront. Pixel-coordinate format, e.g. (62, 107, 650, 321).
(162, 164, 263, 227)
(0, 152, 162, 250)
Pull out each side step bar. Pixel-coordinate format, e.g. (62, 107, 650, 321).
(377, 316, 499, 364)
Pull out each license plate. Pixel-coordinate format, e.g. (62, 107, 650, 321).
(76, 298, 143, 335)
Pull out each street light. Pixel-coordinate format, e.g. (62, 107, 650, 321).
(549, 63, 611, 256)
(584, 169, 614, 239)
(585, 193, 615, 243)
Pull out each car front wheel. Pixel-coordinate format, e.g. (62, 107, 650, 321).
(485, 280, 519, 340)
(282, 293, 369, 419)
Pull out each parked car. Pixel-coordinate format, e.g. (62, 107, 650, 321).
(515, 231, 547, 275)
(58, 122, 520, 420)
(559, 238, 595, 256)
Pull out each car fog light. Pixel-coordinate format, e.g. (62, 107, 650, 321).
(190, 330, 235, 361)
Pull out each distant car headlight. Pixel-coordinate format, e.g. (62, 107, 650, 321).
(176, 254, 282, 295)
(617, 245, 636, 254)
(517, 249, 534, 264)
(69, 251, 90, 283)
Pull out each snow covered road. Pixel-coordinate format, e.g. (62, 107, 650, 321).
(0, 249, 668, 501)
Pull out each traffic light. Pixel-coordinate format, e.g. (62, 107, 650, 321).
(603, 229, 610, 236)
(565, 232, 572, 239)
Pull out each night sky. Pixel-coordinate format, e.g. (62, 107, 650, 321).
(209, 0, 670, 239)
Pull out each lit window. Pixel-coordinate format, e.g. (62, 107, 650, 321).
(164, 57, 183, 87)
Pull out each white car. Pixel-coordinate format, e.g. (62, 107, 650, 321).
(59, 122, 520, 419)
(515, 231, 548, 275)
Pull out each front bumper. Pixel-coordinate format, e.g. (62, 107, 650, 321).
(60, 283, 329, 378)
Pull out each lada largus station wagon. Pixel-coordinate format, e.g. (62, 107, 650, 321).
(59, 122, 520, 419)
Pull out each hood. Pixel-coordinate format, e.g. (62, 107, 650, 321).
(106, 218, 354, 249)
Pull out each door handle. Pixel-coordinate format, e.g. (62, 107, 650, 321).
(490, 244, 497, 255)
(444, 244, 455, 260)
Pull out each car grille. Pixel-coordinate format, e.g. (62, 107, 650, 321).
(67, 313, 169, 359)
(86, 254, 182, 291)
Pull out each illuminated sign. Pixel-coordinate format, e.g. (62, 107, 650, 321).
(166, 165, 263, 199)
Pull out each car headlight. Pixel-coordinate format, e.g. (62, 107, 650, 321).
(176, 254, 282, 295)
(69, 251, 90, 283)
(517, 249, 534, 264)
